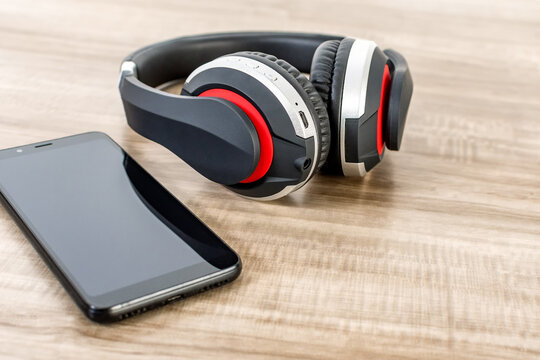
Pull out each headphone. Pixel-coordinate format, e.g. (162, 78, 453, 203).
(119, 32, 413, 200)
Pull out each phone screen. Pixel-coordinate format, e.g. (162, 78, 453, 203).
(0, 132, 239, 313)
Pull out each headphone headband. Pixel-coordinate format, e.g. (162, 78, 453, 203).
(124, 32, 343, 87)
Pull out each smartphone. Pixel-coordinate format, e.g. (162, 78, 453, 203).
(0, 132, 241, 322)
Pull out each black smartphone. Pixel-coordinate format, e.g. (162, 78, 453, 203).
(0, 132, 241, 322)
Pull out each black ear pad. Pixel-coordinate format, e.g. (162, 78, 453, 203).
(310, 38, 354, 174)
(310, 40, 340, 107)
(236, 51, 330, 173)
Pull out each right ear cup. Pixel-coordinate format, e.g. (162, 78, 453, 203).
(311, 38, 398, 177)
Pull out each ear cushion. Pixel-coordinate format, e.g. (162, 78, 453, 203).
(235, 51, 330, 173)
(310, 40, 340, 107)
(309, 38, 355, 174)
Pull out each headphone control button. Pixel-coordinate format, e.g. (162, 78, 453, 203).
(264, 72, 278, 82)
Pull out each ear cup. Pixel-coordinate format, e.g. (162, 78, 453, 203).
(183, 53, 327, 199)
(236, 51, 331, 173)
(310, 38, 354, 174)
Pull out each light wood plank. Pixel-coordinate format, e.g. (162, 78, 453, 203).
(0, 0, 538, 358)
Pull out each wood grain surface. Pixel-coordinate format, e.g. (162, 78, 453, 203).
(0, 0, 539, 359)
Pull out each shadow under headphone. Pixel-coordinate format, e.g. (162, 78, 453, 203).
(119, 32, 413, 200)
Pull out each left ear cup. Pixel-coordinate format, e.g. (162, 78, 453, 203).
(181, 52, 330, 200)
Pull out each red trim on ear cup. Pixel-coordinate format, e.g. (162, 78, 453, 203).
(198, 89, 273, 183)
(378, 65, 392, 155)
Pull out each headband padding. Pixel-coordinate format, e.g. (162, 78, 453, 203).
(125, 32, 343, 87)
(237, 52, 331, 173)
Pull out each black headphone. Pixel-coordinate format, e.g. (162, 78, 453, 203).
(119, 32, 413, 200)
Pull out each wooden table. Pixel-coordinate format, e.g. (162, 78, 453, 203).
(1, 0, 538, 358)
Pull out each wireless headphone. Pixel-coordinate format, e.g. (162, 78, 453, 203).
(119, 32, 413, 200)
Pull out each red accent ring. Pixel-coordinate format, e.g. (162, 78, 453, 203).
(198, 89, 273, 183)
(377, 64, 392, 155)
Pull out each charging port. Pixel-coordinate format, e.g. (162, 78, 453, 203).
(299, 111, 309, 128)
(167, 294, 184, 303)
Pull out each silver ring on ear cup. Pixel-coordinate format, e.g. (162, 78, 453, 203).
(340, 39, 378, 176)
(184, 56, 319, 200)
